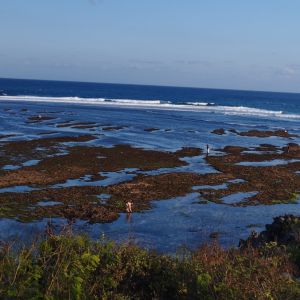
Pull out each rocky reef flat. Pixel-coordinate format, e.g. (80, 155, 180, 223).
(0, 100, 299, 251)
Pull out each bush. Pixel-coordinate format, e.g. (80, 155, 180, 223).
(0, 233, 300, 299)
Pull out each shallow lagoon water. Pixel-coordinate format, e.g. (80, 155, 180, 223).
(52, 169, 138, 188)
(0, 185, 39, 193)
(22, 159, 41, 167)
(193, 184, 228, 190)
(221, 192, 258, 204)
(2, 159, 42, 171)
(96, 193, 111, 204)
(2, 164, 20, 171)
(236, 159, 300, 167)
(1, 193, 300, 253)
(0, 98, 300, 253)
(37, 201, 63, 207)
(141, 155, 218, 176)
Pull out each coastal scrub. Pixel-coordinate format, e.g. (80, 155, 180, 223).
(0, 231, 299, 299)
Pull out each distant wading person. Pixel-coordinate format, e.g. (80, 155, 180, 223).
(206, 144, 210, 156)
(126, 200, 133, 213)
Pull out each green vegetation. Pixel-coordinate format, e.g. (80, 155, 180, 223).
(1, 232, 300, 299)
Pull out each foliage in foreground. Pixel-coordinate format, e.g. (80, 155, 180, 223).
(0, 233, 300, 299)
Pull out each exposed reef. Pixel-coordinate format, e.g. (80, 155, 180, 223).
(202, 143, 300, 205)
(144, 128, 160, 132)
(102, 126, 125, 131)
(0, 127, 299, 223)
(211, 128, 298, 138)
(0, 134, 203, 222)
(238, 129, 298, 138)
(211, 128, 226, 135)
(27, 115, 56, 123)
(0, 138, 199, 187)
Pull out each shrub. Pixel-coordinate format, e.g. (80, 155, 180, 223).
(0, 233, 300, 299)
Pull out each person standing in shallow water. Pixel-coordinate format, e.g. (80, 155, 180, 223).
(126, 200, 133, 213)
(206, 144, 210, 156)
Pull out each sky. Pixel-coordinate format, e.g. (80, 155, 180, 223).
(1, 0, 300, 93)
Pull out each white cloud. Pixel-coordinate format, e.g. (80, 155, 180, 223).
(276, 65, 300, 78)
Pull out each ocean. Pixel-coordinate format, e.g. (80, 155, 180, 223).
(1, 77, 300, 118)
(0, 77, 300, 253)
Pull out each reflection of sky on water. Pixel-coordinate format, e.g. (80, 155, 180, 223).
(1, 193, 300, 253)
(193, 183, 227, 191)
(22, 159, 41, 167)
(236, 159, 300, 167)
(37, 201, 63, 207)
(51, 170, 137, 188)
(2, 164, 20, 171)
(0, 185, 39, 193)
(0, 101, 300, 253)
(1, 100, 300, 153)
(221, 192, 258, 204)
(140, 155, 217, 176)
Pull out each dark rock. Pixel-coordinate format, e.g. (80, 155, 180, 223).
(238, 130, 298, 138)
(209, 232, 220, 239)
(240, 215, 300, 248)
(27, 115, 56, 122)
(212, 128, 226, 135)
(144, 128, 160, 132)
(102, 126, 125, 131)
(228, 129, 238, 134)
(175, 147, 202, 157)
(223, 146, 247, 154)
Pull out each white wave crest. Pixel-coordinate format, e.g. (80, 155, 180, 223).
(187, 101, 214, 106)
(0, 95, 299, 120)
(108, 99, 161, 104)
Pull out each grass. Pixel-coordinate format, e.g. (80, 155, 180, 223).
(1, 229, 300, 299)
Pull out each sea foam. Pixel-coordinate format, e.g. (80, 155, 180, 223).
(0, 95, 299, 120)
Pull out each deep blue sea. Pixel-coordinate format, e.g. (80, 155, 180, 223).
(0, 78, 300, 252)
(1, 77, 300, 118)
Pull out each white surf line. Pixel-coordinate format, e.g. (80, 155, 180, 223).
(0, 95, 300, 119)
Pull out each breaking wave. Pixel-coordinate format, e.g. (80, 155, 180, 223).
(0, 95, 299, 119)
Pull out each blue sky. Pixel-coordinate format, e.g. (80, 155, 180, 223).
(1, 0, 300, 92)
